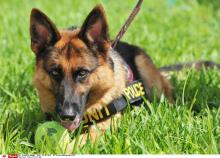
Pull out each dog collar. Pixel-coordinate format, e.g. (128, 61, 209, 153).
(82, 80, 145, 126)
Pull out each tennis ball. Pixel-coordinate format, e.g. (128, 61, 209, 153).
(35, 121, 70, 152)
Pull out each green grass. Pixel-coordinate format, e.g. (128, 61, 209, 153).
(0, 0, 220, 154)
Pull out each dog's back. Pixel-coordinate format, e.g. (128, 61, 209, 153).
(115, 41, 173, 101)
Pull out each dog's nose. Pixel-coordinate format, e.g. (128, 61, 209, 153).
(60, 111, 77, 121)
(58, 102, 79, 121)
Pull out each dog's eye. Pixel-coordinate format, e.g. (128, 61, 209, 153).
(51, 70, 59, 76)
(76, 69, 89, 81)
(49, 68, 63, 81)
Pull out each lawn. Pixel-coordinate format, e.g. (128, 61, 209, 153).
(0, 0, 220, 154)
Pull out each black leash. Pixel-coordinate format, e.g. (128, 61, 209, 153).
(111, 0, 143, 49)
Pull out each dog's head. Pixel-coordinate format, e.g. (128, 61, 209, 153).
(30, 5, 115, 131)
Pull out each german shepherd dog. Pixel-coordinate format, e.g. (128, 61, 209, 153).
(30, 5, 219, 140)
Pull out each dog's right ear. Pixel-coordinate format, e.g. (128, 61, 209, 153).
(30, 9, 61, 54)
(78, 5, 110, 53)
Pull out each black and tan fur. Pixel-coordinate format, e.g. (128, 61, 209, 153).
(30, 5, 219, 142)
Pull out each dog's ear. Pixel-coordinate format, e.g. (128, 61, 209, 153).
(79, 5, 110, 53)
(30, 8, 61, 54)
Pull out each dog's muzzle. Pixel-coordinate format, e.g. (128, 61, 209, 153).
(56, 102, 82, 131)
(60, 116, 81, 132)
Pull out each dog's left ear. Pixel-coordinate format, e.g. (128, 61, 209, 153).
(79, 5, 110, 53)
(30, 8, 61, 54)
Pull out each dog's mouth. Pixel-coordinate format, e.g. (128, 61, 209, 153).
(60, 116, 81, 132)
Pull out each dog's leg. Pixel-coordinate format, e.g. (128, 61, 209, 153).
(68, 113, 121, 151)
(134, 52, 173, 102)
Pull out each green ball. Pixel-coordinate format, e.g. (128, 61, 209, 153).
(35, 121, 70, 151)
